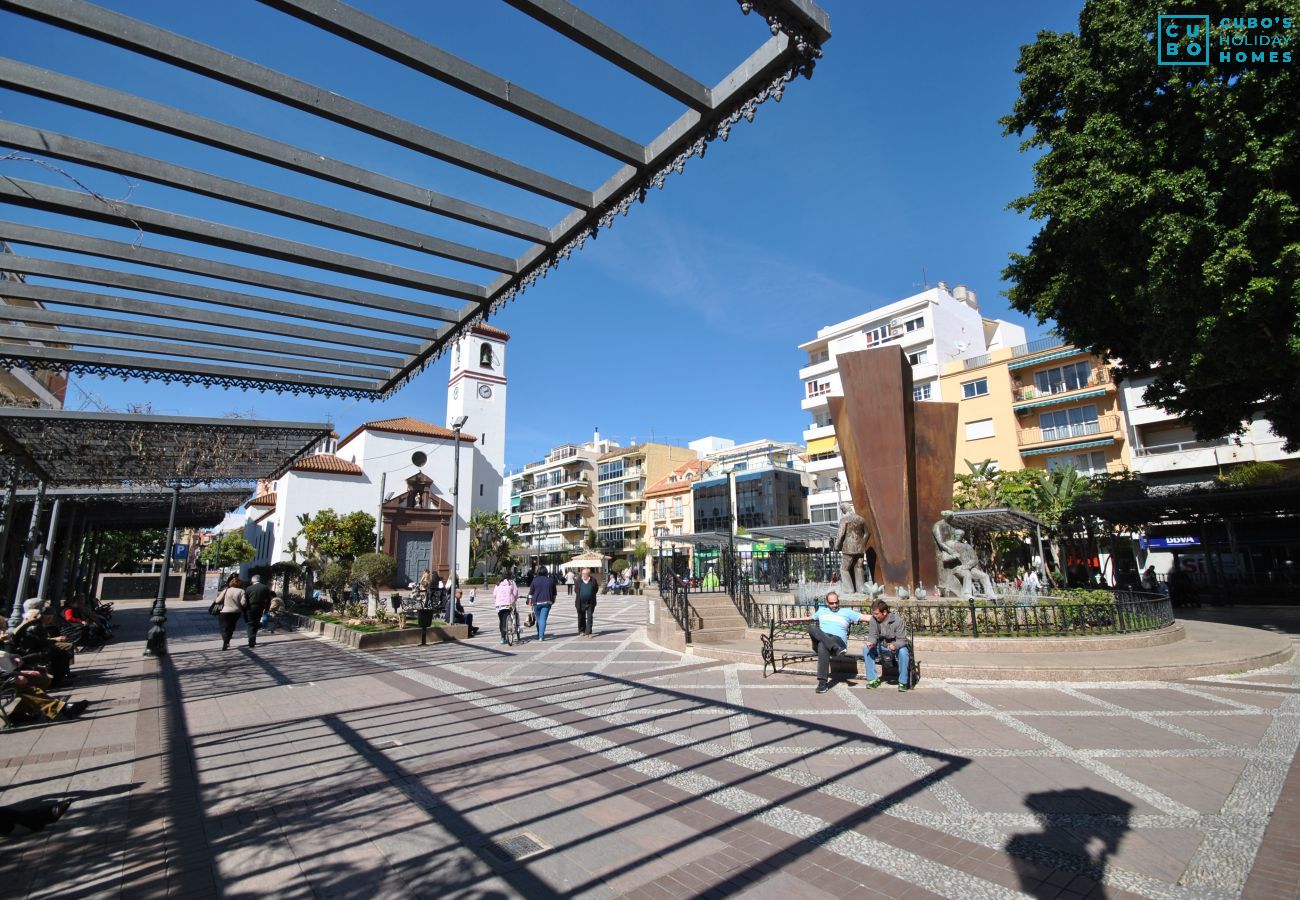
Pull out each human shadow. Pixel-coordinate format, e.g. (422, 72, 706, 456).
(1005, 788, 1133, 898)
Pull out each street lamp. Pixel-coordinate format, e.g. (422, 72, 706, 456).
(446, 415, 468, 620)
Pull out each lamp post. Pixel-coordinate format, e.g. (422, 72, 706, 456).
(446, 415, 468, 619)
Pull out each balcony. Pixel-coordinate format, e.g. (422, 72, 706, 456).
(1017, 415, 1121, 447)
(805, 453, 843, 474)
(1009, 334, 1067, 358)
(962, 353, 992, 370)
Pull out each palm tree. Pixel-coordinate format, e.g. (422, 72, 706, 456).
(469, 511, 520, 577)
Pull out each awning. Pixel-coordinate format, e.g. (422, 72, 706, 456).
(1013, 388, 1107, 412)
(947, 508, 1047, 533)
(1008, 348, 1083, 370)
(1020, 437, 1115, 458)
(806, 436, 838, 455)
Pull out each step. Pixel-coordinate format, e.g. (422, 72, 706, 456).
(688, 626, 748, 644)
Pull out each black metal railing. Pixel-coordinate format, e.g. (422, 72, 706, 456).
(749, 592, 1173, 638)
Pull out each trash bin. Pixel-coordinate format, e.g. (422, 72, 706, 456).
(416, 607, 434, 645)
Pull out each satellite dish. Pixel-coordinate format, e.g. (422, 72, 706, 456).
(411, 451, 427, 468)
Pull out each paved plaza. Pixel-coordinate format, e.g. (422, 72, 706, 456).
(1, 597, 1298, 899)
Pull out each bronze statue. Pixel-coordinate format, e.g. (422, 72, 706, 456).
(933, 510, 997, 599)
(834, 501, 870, 594)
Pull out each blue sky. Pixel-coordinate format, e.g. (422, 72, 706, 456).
(1, 0, 1084, 470)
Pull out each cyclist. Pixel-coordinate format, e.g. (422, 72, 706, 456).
(494, 569, 519, 645)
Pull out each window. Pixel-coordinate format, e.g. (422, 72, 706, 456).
(598, 459, 624, 481)
(811, 411, 832, 428)
(673, 497, 683, 517)
(598, 483, 624, 503)
(479, 484, 483, 496)
(1046, 450, 1107, 476)
(906, 349, 929, 366)
(1034, 361, 1090, 394)
(656, 499, 665, 519)
(674, 525, 683, 535)
(863, 323, 894, 346)
(903, 316, 924, 332)
(807, 348, 829, 365)
(962, 378, 989, 399)
(810, 502, 840, 523)
(964, 418, 995, 441)
(479, 342, 493, 368)
(913, 383, 932, 402)
(1039, 404, 1099, 441)
(805, 379, 831, 398)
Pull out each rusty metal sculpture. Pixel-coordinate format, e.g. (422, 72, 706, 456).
(827, 347, 958, 591)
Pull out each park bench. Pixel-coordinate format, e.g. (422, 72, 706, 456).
(760, 618, 920, 686)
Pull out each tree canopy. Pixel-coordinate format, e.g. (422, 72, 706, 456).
(294, 508, 375, 567)
(98, 529, 166, 573)
(1003, 0, 1300, 449)
(198, 531, 256, 570)
(468, 511, 520, 576)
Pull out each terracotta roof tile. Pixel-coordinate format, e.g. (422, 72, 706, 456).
(337, 416, 477, 450)
(471, 323, 511, 341)
(292, 455, 365, 475)
(247, 491, 277, 508)
(644, 460, 711, 498)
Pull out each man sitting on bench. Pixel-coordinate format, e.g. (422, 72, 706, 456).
(785, 591, 861, 695)
(864, 599, 912, 692)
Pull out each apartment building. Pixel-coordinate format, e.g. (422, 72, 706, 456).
(597, 441, 698, 560)
(798, 283, 1026, 522)
(941, 337, 1127, 477)
(645, 458, 712, 543)
(1120, 374, 1298, 486)
(508, 435, 613, 557)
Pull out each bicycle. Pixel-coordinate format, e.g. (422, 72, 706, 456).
(505, 603, 523, 646)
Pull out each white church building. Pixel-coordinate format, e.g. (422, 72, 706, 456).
(243, 324, 509, 585)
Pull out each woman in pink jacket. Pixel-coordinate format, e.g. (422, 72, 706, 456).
(493, 573, 519, 645)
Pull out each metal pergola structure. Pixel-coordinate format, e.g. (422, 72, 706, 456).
(0, 0, 830, 398)
(0, 408, 331, 652)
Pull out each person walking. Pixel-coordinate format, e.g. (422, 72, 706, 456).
(574, 567, 599, 637)
(243, 574, 273, 648)
(565, 570, 575, 596)
(528, 566, 557, 641)
(213, 574, 247, 651)
(494, 572, 519, 644)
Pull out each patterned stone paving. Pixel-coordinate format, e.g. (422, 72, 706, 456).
(1, 596, 1297, 898)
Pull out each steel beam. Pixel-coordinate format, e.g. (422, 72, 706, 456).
(500, 0, 713, 110)
(264, 0, 646, 164)
(0, 121, 519, 274)
(0, 59, 552, 243)
(0, 344, 385, 394)
(0, 178, 486, 305)
(0, 325, 393, 380)
(0, 303, 403, 369)
(1, 1, 594, 207)
(0, 240, 444, 341)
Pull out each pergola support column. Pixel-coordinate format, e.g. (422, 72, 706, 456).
(144, 483, 182, 657)
(8, 479, 46, 628)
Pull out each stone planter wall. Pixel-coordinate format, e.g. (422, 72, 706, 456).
(294, 615, 468, 650)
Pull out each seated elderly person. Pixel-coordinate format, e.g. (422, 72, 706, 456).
(11, 601, 74, 686)
(863, 599, 913, 692)
(62, 600, 110, 646)
(1, 649, 87, 724)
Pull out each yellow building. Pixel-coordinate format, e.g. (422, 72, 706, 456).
(597, 442, 698, 561)
(940, 338, 1127, 477)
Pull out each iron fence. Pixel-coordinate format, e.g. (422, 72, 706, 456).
(749, 592, 1173, 638)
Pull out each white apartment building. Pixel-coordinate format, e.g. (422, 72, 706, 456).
(797, 283, 1026, 523)
(1120, 374, 1298, 486)
(507, 432, 619, 557)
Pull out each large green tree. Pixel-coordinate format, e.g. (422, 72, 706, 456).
(1003, 0, 1300, 449)
(295, 508, 375, 565)
(98, 529, 166, 572)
